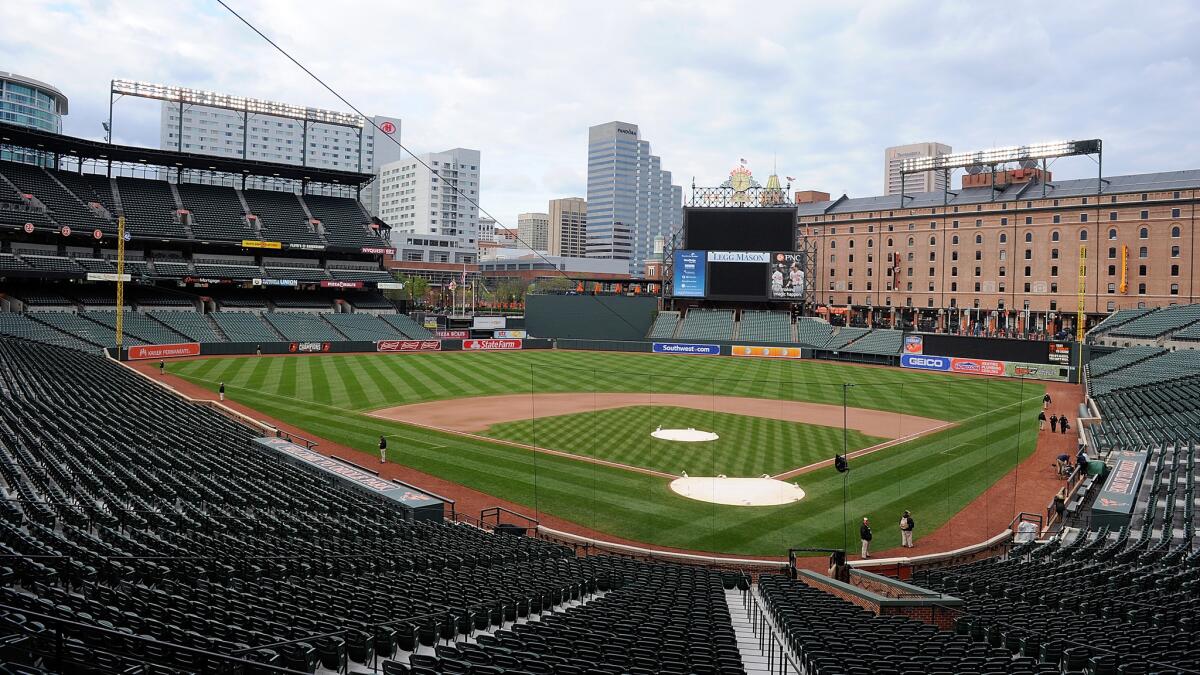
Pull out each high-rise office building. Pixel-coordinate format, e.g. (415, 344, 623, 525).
(547, 197, 587, 257)
(516, 212, 550, 251)
(155, 83, 401, 214)
(585, 122, 682, 273)
(377, 148, 481, 258)
(884, 142, 952, 195)
(0, 72, 67, 165)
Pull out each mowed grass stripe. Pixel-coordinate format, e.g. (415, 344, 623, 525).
(172, 351, 1027, 420)
(174, 351, 1046, 555)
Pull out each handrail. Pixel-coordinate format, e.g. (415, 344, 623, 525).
(481, 506, 540, 531)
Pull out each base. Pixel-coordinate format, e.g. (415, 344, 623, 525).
(669, 476, 806, 506)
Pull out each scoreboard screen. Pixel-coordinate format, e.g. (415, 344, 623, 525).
(684, 208, 796, 251)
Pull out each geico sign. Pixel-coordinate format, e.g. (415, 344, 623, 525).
(901, 354, 950, 371)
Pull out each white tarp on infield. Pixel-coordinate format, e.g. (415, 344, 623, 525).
(670, 476, 806, 506)
(651, 427, 720, 442)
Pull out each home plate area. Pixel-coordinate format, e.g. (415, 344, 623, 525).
(670, 476, 806, 506)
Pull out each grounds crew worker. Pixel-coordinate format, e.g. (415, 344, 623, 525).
(379, 435, 388, 464)
(900, 510, 915, 548)
(860, 517, 873, 559)
(219, 382, 225, 401)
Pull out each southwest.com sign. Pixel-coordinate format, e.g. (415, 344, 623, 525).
(652, 342, 720, 356)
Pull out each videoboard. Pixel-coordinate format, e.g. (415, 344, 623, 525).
(674, 207, 804, 302)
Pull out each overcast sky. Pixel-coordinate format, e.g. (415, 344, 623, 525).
(3, 1, 1199, 229)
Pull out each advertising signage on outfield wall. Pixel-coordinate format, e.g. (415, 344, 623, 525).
(127, 343, 201, 360)
(652, 342, 720, 356)
(731, 345, 803, 359)
(901, 352, 1069, 381)
(377, 339, 442, 352)
(463, 339, 522, 350)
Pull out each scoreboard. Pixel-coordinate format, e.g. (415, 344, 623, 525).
(673, 207, 805, 302)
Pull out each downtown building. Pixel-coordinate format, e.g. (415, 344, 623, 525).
(884, 142, 952, 196)
(548, 197, 587, 257)
(516, 212, 550, 251)
(585, 122, 682, 274)
(153, 82, 402, 214)
(378, 148, 481, 262)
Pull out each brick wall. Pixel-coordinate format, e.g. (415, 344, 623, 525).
(801, 573, 959, 631)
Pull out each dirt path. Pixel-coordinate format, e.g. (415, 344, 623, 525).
(368, 392, 947, 439)
(129, 360, 1083, 568)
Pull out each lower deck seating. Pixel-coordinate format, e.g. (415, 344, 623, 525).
(263, 312, 345, 341)
(0, 338, 744, 674)
(27, 312, 147, 348)
(380, 313, 436, 339)
(147, 311, 226, 343)
(322, 313, 405, 341)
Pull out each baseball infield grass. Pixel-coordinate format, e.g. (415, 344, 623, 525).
(482, 405, 885, 477)
(170, 350, 1044, 556)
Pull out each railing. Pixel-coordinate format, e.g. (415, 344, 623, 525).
(480, 506, 539, 533)
(744, 586, 804, 674)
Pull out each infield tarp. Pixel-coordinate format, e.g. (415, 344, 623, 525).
(252, 437, 444, 521)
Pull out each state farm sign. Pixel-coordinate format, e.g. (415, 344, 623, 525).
(377, 339, 442, 352)
(462, 339, 522, 351)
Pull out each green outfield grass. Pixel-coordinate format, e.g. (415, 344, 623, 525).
(481, 405, 885, 476)
(170, 350, 1045, 556)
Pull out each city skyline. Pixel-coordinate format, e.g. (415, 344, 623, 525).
(2, 1, 1198, 236)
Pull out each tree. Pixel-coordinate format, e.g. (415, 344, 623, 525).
(531, 276, 574, 294)
(404, 275, 430, 307)
(493, 279, 527, 304)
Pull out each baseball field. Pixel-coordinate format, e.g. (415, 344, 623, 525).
(169, 349, 1043, 556)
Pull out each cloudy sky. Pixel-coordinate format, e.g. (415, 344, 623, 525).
(2, 1, 1199, 229)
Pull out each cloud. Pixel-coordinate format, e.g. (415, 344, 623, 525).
(2, 0, 1199, 228)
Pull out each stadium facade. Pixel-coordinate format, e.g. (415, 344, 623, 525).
(585, 121, 682, 275)
(800, 167, 1200, 334)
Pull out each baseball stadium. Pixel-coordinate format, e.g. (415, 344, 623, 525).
(0, 37, 1198, 675)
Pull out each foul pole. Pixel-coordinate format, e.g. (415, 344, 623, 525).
(116, 216, 126, 350)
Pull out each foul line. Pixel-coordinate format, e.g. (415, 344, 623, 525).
(770, 394, 1044, 481)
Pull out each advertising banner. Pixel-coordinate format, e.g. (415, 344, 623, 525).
(472, 316, 506, 330)
(495, 329, 527, 339)
(360, 246, 396, 255)
(320, 280, 364, 289)
(1048, 343, 1071, 365)
(903, 335, 924, 354)
(435, 330, 470, 339)
(242, 239, 282, 250)
(252, 278, 298, 287)
(289, 341, 332, 353)
(463, 338, 522, 350)
(652, 342, 720, 356)
(286, 243, 326, 251)
(768, 252, 805, 300)
(900, 354, 951, 371)
(949, 357, 1006, 377)
(377, 339, 442, 352)
(708, 251, 769, 263)
(1005, 361, 1070, 382)
(423, 319, 439, 329)
(86, 272, 132, 282)
(731, 345, 803, 359)
(672, 250, 706, 298)
(376, 281, 403, 290)
(127, 342, 201, 360)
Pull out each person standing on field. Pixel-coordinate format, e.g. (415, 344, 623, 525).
(1050, 414, 1059, 433)
(218, 382, 225, 401)
(159, 359, 165, 375)
(1043, 393, 1052, 409)
(900, 510, 915, 548)
(860, 517, 873, 559)
(379, 435, 388, 464)
(1060, 417, 1071, 435)
(1038, 410, 1047, 431)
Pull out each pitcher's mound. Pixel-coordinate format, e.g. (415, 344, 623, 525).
(670, 476, 805, 506)
(651, 427, 719, 442)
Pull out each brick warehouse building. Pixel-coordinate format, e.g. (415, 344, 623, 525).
(796, 168, 1200, 335)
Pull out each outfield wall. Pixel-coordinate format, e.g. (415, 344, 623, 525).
(120, 338, 554, 360)
(525, 294, 659, 340)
